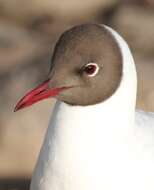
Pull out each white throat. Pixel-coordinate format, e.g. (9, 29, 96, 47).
(30, 26, 137, 190)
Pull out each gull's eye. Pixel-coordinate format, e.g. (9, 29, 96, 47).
(83, 63, 99, 77)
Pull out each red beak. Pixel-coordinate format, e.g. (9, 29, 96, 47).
(14, 79, 70, 112)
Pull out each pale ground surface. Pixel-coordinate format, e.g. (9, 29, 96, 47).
(0, 0, 154, 189)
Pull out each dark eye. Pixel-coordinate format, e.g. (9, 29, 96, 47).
(83, 63, 99, 77)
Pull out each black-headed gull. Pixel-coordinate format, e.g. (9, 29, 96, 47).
(15, 24, 154, 190)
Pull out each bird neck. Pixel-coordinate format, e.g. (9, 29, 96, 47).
(31, 85, 136, 190)
(51, 66, 137, 141)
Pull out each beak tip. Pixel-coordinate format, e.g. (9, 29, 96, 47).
(14, 106, 19, 112)
(14, 102, 24, 112)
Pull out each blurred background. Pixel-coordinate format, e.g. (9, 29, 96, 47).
(0, 0, 154, 189)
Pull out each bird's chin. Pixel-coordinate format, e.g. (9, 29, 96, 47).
(56, 92, 81, 106)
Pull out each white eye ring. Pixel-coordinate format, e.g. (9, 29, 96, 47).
(83, 63, 99, 77)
